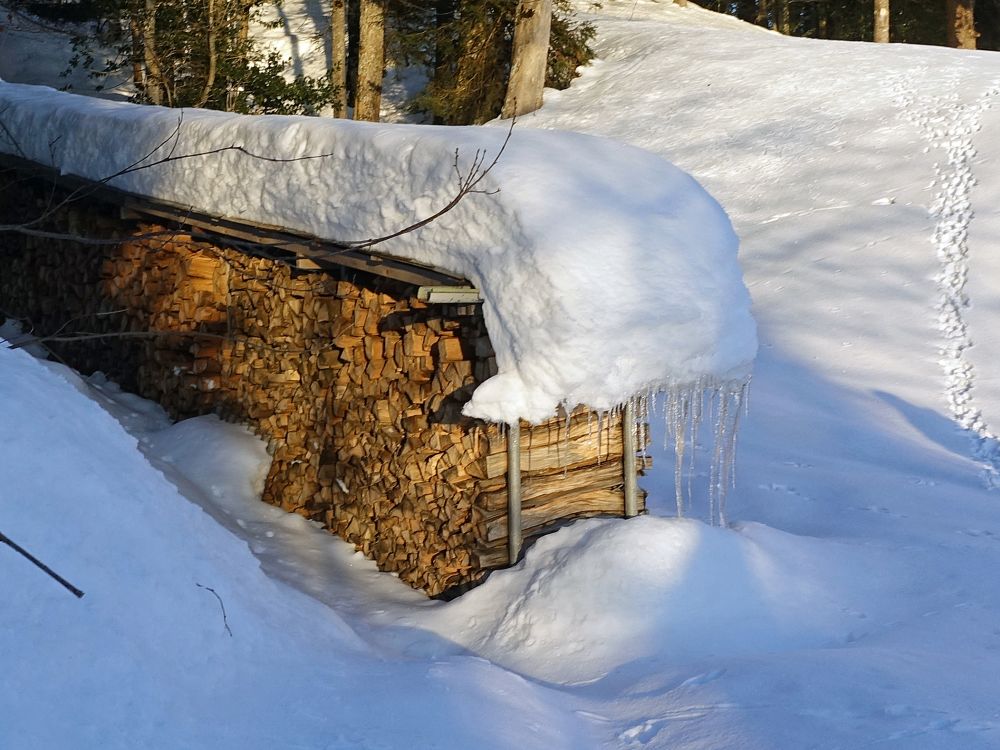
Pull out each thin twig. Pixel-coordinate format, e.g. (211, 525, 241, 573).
(4, 327, 313, 355)
(0, 112, 515, 256)
(0, 110, 29, 159)
(3, 114, 340, 231)
(195, 583, 232, 636)
(348, 116, 514, 250)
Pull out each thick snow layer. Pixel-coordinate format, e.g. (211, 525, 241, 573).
(0, 81, 756, 423)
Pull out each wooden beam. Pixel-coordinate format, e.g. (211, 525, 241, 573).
(0, 153, 470, 288)
(507, 423, 523, 564)
(623, 400, 639, 517)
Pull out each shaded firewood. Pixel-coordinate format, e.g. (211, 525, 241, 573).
(1, 171, 650, 597)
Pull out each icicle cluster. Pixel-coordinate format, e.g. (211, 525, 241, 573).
(651, 378, 749, 527)
(542, 378, 751, 528)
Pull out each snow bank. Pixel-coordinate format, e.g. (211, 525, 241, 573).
(0, 341, 595, 749)
(397, 516, 894, 683)
(0, 81, 756, 423)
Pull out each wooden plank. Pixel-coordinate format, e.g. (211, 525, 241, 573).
(483, 487, 628, 542)
(485, 409, 621, 455)
(485, 430, 625, 478)
(475, 457, 652, 512)
(474, 488, 648, 565)
(121, 199, 465, 287)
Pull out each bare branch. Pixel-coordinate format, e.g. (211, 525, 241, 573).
(5, 327, 312, 355)
(0, 109, 29, 159)
(0, 111, 515, 260)
(347, 116, 514, 249)
(0, 530, 85, 599)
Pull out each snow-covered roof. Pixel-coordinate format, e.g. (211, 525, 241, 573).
(0, 81, 756, 423)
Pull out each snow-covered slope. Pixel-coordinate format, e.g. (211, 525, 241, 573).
(5, 1, 1000, 749)
(0, 5, 132, 97)
(519, 1, 1000, 746)
(0, 344, 591, 750)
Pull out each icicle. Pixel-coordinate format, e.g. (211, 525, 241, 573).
(562, 407, 572, 478)
(689, 384, 704, 507)
(710, 393, 729, 526)
(674, 409, 686, 518)
(596, 410, 605, 465)
(637, 390, 651, 465)
(647, 376, 750, 526)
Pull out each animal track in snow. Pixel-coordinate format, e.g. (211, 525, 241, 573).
(618, 704, 751, 746)
(851, 504, 908, 520)
(678, 668, 727, 687)
(958, 528, 1000, 541)
(892, 69, 1000, 487)
(757, 482, 815, 502)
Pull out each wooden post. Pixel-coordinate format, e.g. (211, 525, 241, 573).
(507, 421, 523, 563)
(623, 400, 639, 517)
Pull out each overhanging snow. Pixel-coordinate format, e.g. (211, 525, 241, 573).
(0, 81, 757, 424)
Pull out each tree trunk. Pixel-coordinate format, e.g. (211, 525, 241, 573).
(502, 0, 553, 118)
(874, 0, 890, 42)
(817, 2, 829, 38)
(355, 0, 385, 121)
(330, 0, 348, 118)
(757, 0, 770, 27)
(129, 17, 144, 90)
(777, 0, 791, 34)
(141, 0, 167, 105)
(735, 0, 758, 23)
(433, 0, 456, 84)
(947, 0, 978, 48)
(237, 0, 252, 46)
(193, 0, 218, 108)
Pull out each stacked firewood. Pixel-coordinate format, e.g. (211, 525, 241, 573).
(1, 177, 648, 596)
(471, 409, 649, 568)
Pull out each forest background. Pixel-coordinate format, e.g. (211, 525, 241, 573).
(5, 0, 995, 125)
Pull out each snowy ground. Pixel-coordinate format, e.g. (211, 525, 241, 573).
(4, 1, 1000, 748)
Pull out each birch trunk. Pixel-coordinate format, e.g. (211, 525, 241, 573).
(874, 0, 890, 42)
(502, 0, 553, 119)
(355, 0, 385, 122)
(946, 0, 977, 49)
(193, 0, 218, 108)
(330, 0, 348, 118)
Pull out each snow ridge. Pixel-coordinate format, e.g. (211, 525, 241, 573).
(895, 69, 1000, 485)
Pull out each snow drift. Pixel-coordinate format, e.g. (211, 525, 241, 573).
(0, 342, 594, 750)
(0, 81, 757, 424)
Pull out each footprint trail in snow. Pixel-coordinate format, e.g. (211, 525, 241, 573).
(893, 69, 1000, 486)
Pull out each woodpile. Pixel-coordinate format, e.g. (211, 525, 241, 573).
(472, 410, 649, 568)
(0, 171, 649, 596)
